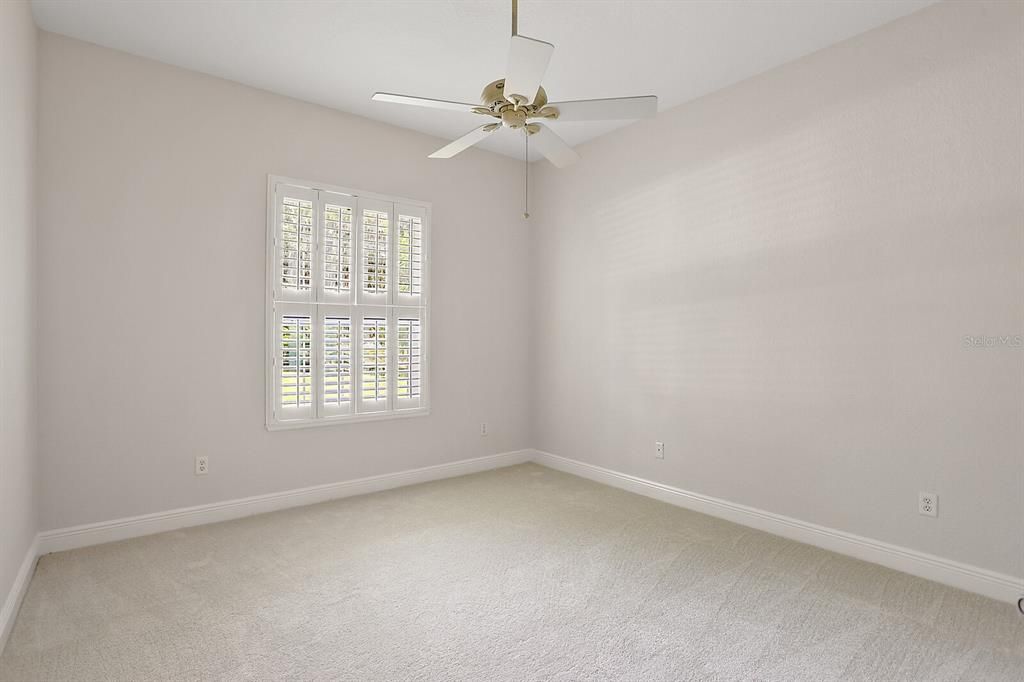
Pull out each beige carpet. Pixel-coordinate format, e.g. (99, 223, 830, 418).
(1, 464, 1021, 681)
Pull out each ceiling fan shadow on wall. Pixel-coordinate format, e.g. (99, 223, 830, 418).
(371, 0, 658, 171)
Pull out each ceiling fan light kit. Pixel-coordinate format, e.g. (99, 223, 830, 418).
(371, 0, 659, 212)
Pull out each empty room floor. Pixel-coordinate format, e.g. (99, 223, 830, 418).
(2, 464, 1021, 681)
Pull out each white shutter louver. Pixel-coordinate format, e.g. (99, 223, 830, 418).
(360, 316, 388, 407)
(278, 313, 313, 417)
(396, 317, 423, 406)
(322, 315, 353, 415)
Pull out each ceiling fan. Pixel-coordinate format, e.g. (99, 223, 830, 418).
(371, 0, 658, 169)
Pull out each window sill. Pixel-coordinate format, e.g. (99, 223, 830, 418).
(266, 407, 430, 432)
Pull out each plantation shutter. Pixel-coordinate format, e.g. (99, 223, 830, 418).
(319, 191, 356, 304)
(321, 308, 353, 417)
(357, 311, 389, 412)
(395, 203, 427, 306)
(357, 198, 393, 305)
(267, 177, 429, 429)
(275, 304, 314, 421)
(395, 311, 425, 410)
(274, 185, 317, 303)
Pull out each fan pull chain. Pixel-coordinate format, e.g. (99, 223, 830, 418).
(524, 131, 530, 219)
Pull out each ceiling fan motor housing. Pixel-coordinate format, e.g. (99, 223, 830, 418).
(482, 79, 548, 108)
(501, 108, 528, 129)
(480, 79, 553, 129)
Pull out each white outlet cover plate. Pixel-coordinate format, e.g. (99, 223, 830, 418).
(918, 491, 937, 517)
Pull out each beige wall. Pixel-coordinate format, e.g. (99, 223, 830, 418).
(36, 33, 532, 530)
(0, 0, 38, 620)
(33, 2, 1024, 582)
(530, 0, 1023, 577)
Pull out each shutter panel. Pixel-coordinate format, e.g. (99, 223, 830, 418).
(276, 306, 314, 420)
(321, 311, 353, 417)
(357, 199, 392, 304)
(362, 211, 388, 294)
(320, 191, 355, 303)
(395, 204, 426, 305)
(274, 184, 317, 303)
(358, 314, 388, 411)
(395, 312, 425, 409)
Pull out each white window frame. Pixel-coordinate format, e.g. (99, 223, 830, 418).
(266, 175, 430, 430)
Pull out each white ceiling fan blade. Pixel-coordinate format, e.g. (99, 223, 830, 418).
(428, 125, 499, 159)
(372, 92, 477, 113)
(529, 124, 579, 168)
(504, 35, 554, 104)
(548, 95, 658, 121)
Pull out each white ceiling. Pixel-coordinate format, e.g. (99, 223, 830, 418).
(32, 0, 936, 161)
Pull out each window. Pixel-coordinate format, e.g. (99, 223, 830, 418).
(267, 176, 429, 429)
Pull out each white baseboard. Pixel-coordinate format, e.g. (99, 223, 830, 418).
(38, 449, 533, 555)
(26, 447, 1024, 610)
(531, 450, 1024, 605)
(0, 536, 38, 656)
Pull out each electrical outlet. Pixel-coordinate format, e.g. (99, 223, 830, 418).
(918, 491, 937, 517)
(655, 441, 665, 459)
(195, 456, 209, 476)
(480, 422, 488, 436)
